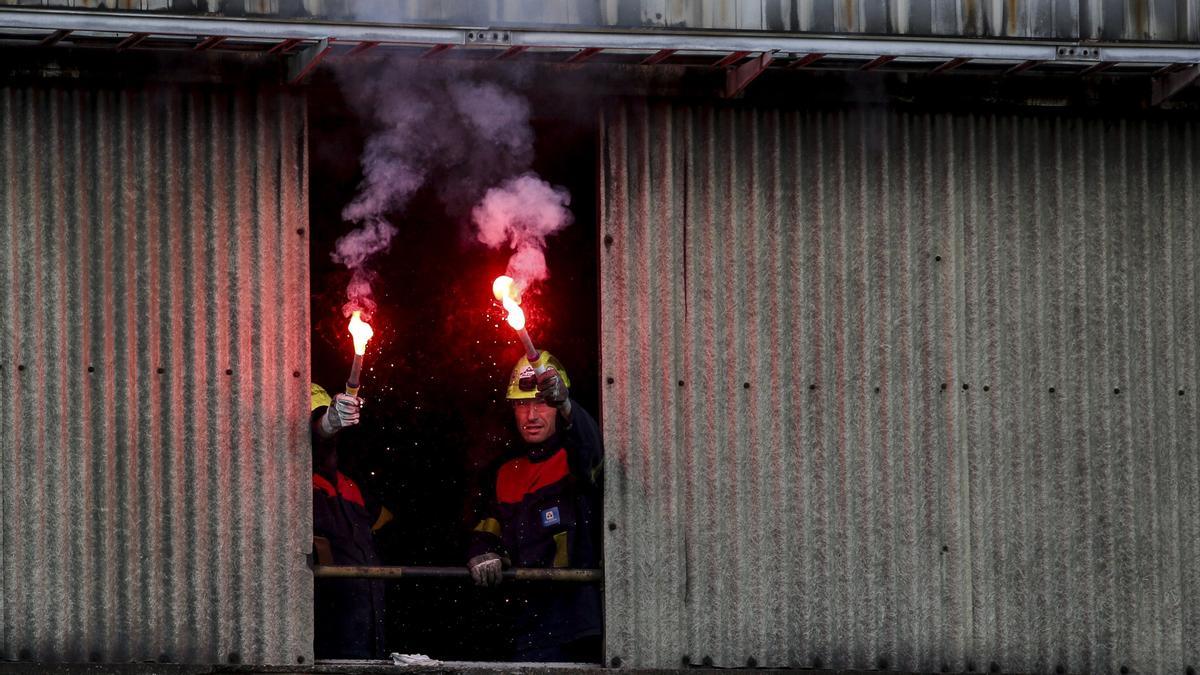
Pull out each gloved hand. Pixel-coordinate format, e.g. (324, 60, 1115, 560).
(468, 552, 503, 587)
(536, 367, 569, 409)
(319, 393, 362, 437)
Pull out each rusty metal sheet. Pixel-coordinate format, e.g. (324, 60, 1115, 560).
(0, 84, 312, 665)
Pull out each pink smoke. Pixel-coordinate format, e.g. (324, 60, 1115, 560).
(472, 173, 573, 289)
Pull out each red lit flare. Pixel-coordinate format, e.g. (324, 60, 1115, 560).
(492, 275, 543, 373)
(345, 310, 374, 397)
(348, 310, 374, 356)
(492, 275, 526, 331)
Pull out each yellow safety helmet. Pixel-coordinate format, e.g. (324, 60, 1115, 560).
(506, 351, 571, 400)
(310, 383, 332, 412)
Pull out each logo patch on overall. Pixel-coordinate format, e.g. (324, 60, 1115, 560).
(540, 506, 561, 527)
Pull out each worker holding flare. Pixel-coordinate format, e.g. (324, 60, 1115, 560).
(312, 310, 389, 659)
(467, 278, 604, 662)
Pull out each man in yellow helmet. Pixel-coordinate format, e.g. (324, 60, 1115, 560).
(466, 352, 603, 662)
(309, 383, 387, 659)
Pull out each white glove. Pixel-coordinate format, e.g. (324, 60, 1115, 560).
(391, 653, 441, 666)
(468, 552, 503, 586)
(319, 393, 362, 437)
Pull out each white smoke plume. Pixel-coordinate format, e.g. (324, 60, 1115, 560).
(337, 61, 534, 226)
(472, 173, 573, 288)
(332, 219, 398, 317)
(332, 56, 572, 308)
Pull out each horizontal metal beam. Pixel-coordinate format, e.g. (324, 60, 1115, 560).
(0, 7, 1054, 60)
(6, 7, 1200, 68)
(313, 565, 603, 582)
(508, 29, 1057, 61)
(1100, 46, 1200, 64)
(0, 8, 464, 45)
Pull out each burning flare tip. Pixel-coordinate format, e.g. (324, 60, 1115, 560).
(348, 310, 374, 356)
(491, 275, 525, 331)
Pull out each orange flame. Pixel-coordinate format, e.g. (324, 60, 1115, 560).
(492, 275, 525, 331)
(348, 310, 374, 356)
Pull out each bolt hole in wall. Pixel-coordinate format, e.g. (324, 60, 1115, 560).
(307, 65, 600, 661)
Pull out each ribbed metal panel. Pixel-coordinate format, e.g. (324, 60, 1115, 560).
(956, 115, 1200, 675)
(600, 101, 1200, 674)
(6, 0, 1196, 43)
(0, 84, 312, 665)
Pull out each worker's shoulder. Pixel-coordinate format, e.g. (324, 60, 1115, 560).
(496, 450, 571, 504)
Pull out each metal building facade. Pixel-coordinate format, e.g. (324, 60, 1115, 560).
(0, 84, 313, 665)
(2, 0, 1200, 43)
(600, 101, 1200, 673)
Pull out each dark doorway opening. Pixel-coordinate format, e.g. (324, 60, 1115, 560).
(308, 66, 601, 661)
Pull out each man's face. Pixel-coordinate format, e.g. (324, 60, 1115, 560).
(512, 398, 557, 444)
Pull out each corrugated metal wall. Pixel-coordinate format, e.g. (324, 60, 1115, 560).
(2, 1, 1199, 43)
(600, 101, 1200, 674)
(0, 84, 313, 665)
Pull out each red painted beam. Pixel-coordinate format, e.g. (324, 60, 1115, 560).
(267, 38, 302, 55)
(724, 52, 774, 98)
(420, 44, 453, 59)
(115, 32, 148, 51)
(494, 46, 528, 60)
(39, 29, 71, 47)
(1081, 61, 1115, 76)
(713, 51, 751, 68)
(860, 55, 896, 71)
(1152, 63, 1200, 106)
(566, 47, 603, 63)
(931, 57, 969, 74)
(345, 41, 379, 57)
(289, 40, 332, 84)
(1153, 63, 1190, 77)
(642, 49, 676, 65)
(1005, 59, 1042, 75)
(788, 52, 824, 69)
(194, 36, 226, 51)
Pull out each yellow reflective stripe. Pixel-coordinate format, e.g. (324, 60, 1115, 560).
(473, 517, 502, 537)
(553, 531, 569, 568)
